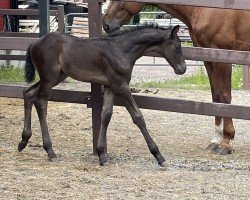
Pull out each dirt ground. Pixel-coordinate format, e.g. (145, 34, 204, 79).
(0, 84, 249, 200)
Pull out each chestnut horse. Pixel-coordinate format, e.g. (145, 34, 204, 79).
(19, 25, 186, 166)
(102, 1, 250, 155)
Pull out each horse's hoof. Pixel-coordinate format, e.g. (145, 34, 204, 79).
(159, 162, 167, 168)
(49, 157, 58, 162)
(206, 143, 219, 152)
(215, 146, 233, 155)
(158, 162, 168, 171)
(157, 156, 166, 166)
(99, 154, 109, 166)
(18, 141, 27, 152)
(100, 161, 109, 167)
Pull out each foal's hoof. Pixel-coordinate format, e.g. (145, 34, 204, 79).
(205, 143, 219, 152)
(99, 154, 109, 166)
(158, 162, 168, 171)
(159, 162, 167, 168)
(49, 157, 58, 162)
(215, 146, 234, 155)
(18, 141, 28, 152)
(157, 156, 166, 167)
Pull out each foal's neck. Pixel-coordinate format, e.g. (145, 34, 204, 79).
(119, 30, 165, 59)
(130, 29, 165, 44)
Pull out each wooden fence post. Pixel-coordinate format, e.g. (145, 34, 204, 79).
(38, 0, 50, 37)
(57, 5, 65, 33)
(87, 0, 105, 154)
(242, 65, 249, 90)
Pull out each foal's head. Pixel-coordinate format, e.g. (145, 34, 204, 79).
(106, 24, 186, 75)
(126, 25, 185, 75)
(107, 24, 186, 75)
(154, 25, 186, 75)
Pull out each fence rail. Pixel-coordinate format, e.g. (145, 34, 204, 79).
(146, 47, 250, 65)
(0, 9, 57, 16)
(1, 84, 250, 120)
(117, 0, 250, 10)
(0, 37, 38, 50)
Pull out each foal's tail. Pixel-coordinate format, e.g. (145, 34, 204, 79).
(25, 44, 36, 83)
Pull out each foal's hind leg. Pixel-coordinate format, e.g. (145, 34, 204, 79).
(18, 82, 40, 152)
(112, 82, 165, 166)
(34, 72, 67, 160)
(97, 86, 114, 165)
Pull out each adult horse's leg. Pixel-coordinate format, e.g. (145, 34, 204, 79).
(97, 86, 114, 165)
(112, 81, 165, 166)
(203, 62, 223, 152)
(204, 62, 235, 154)
(34, 72, 67, 161)
(18, 82, 40, 152)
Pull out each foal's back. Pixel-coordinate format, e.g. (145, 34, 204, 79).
(31, 32, 105, 67)
(30, 32, 111, 84)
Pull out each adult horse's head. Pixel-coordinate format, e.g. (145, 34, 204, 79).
(103, 1, 145, 33)
(155, 25, 186, 75)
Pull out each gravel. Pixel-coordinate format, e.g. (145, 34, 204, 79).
(0, 84, 249, 199)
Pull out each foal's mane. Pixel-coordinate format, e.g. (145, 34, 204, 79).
(105, 23, 171, 38)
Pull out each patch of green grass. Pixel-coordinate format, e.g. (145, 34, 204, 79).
(182, 41, 193, 47)
(0, 65, 26, 83)
(132, 65, 243, 90)
(232, 65, 243, 89)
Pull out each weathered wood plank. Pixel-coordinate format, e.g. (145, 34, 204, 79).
(146, 47, 250, 65)
(0, 55, 26, 61)
(1, 84, 250, 120)
(0, 84, 90, 104)
(119, 0, 250, 10)
(0, 32, 39, 38)
(0, 37, 38, 50)
(0, 9, 57, 16)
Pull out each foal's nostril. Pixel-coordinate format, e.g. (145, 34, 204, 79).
(104, 24, 110, 33)
(114, 27, 119, 32)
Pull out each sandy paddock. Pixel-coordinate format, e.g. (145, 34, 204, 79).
(0, 85, 249, 200)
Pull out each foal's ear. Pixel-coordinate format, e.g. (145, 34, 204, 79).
(171, 25, 180, 38)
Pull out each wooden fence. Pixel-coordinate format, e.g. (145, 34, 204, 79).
(0, 5, 64, 61)
(0, 0, 250, 153)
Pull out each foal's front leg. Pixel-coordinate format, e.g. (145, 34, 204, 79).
(113, 83, 165, 166)
(97, 86, 114, 166)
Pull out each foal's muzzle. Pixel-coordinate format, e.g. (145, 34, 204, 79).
(174, 63, 187, 75)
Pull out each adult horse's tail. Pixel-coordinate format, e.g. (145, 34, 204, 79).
(25, 44, 35, 83)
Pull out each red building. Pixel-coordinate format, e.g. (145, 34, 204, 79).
(0, 0, 11, 31)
